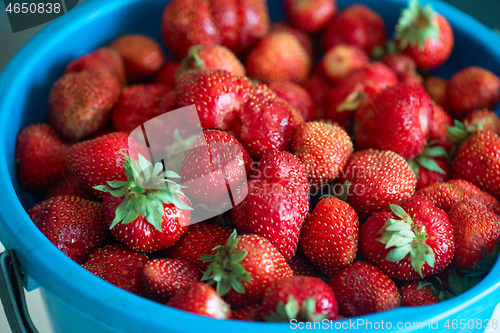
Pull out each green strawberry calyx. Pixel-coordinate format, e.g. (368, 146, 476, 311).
(376, 204, 435, 278)
(94, 152, 192, 232)
(200, 230, 251, 296)
(265, 296, 327, 323)
(395, 0, 440, 50)
(408, 143, 448, 176)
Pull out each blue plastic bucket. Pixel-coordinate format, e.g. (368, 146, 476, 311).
(0, 0, 499, 332)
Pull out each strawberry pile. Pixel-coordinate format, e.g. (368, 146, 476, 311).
(15, 0, 500, 323)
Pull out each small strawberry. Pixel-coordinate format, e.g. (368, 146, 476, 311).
(201, 230, 293, 308)
(423, 76, 451, 112)
(167, 282, 232, 319)
(82, 244, 149, 295)
(283, 0, 337, 33)
(177, 44, 245, 77)
(399, 281, 440, 306)
(395, 0, 454, 70)
(271, 22, 314, 59)
(463, 109, 500, 136)
(360, 196, 455, 281)
(141, 258, 202, 303)
(95, 154, 192, 252)
(302, 75, 332, 120)
(447, 199, 500, 271)
(408, 144, 450, 190)
(292, 121, 353, 189)
(110, 33, 165, 83)
(15, 123, 72, 192)
(154, 61, 181, 89)
(231, 304, 262, 321)
(354, 82, 433, 159)
(44, 175, 93, 200)
(428, 102, 453, 150)
(329, 261, 400, 317)
(268, 80, 315, 122)
(321, 4, 387, 54)
(32, 196, 110, 264)
(320, 44, 370, 84)
(299, 196, 359, 276)
(47, 69, 121, 141)
(287, 251, 327, 279)
(340, 149, 416, 219)
(381, 53, 417, 79)
(261, 275, 338, 322)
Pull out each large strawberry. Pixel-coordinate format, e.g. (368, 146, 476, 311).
(360, 196, 455, 280)
(299, 196, 359, 276)
(261, 275, 338, 322)
(95, 153, 192, 252)
(354, 82, 433, 159)
(329, 261, 400, 317)
(31, 195, 109, 264)
(395, 0, 454, 70)
(201, 230, 293, 308)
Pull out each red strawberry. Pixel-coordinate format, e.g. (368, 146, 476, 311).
(32, 196, 109, 264)
(321, 4, 387, 54)
(287, 250, 327, 279)
(44, 175, 93, 200)
(15, 123, 72, 192)
(178, 44, 245, 77)
(320, 44, 370, 84)
(160, 222, 233, 271)
(415, 179, 500, 215)
(447, 199, 500, 271)
(463, 109, 500, 136)
(64, 46, 126, 86)
(96, 154, 192, 252)
(110, 34, 165, 83)
(232, 151, 309, 260)
(395, 0, 454, 70)
(428, 101, 453, 149)
(167, 282, 232, 319)
(175, 69, 252, 131)
(399, 281, 440, 306)
(299, 196, 359, 276)
(111, 83, 172, 134)
(360, 196, 455, 280)
(271, 22, 314, 59)
(47, 69, 121, 141)
(261, 275, 338, 322)
(283, 0, 336, 33)
(329, 261, 401, 317)
(141, 258, 202, 303)
(423, 76, 451, 112)
(340, 149, 416, 219)
(447, 66, 500, 116)
(245, 31, 312, 84)
(302, 75, 332, 120)
(408, 144, 450, 190)
(82, 244, 149, 294)
(240, 85, 304, 159)
(292, 121, 353, 189)
(381, 53, 417, 78)
(154, 61, 181, 89)
(231, 304, 262, 321)
(354, 82, 433, 159)
(201, 231, 293, 308)
(268, 80, 315, 122)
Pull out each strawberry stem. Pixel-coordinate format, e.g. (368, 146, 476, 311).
(395, 0, 440, 50)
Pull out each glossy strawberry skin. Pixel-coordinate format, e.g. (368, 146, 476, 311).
(399, 282, 439, 306)
(360, 195, 454, 281)
(463, 109, 500, 136)
(179, 43, 245, 77)
(428, 102, 453, 150)
(283, 0, 336, 33)
(269, 80, 315, 122)
(415, 156, 451, 191)
(320, 44, 370, 84)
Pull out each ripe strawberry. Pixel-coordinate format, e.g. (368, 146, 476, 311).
(231, 304, 262, 321)
(320, 44, 370, 84)
(287, 251, 327, 279)
(381, 53, 417, 79)
(428, 101, 453, 149)
(44, 175, 93, 200)
(47, 69, 121, 141)
(415, 179, 500, 215)
(141, 258, 202, 303)
(447, 199, 500, 271)
(245, 30, 312, 84)
(321, 4, 387, 54)
(232, 151, 309, 260)
(408, 144, 450, 190)
(15, 123, 72, 192)
(447, 66, 500, 115)
(463, 109, 500, 135)
(360, 196, 455, 281)
(32, 196, 109, 264)
(302, 75, 332, 119)
(67, 132, 147, 198)
(299, 196, 359, 276)
(177, 44, 245, 77)
(395, 0, 454, 70)
(154, 61, 181, 89)
(292, 121, 353, 189)
(283, 0, 336, 33)
(110, 33, 165, 83)
(354, 82, 433, 159)
(271, 22, 314, 59)
(240, 85, 304, 159)
(175, 69, 252, 131)
(201, 231, 293, 308)
(167, 282, 232, 319)
(340, 149, 416, 219)
(423, 76, 451, 112)
(329, 261, 400, 317)
(64, 46, 126, 86)
(160, 222, 233, 271)
(268, 80, 315, 122)
(324, 62, 398, 130)
(96, 154, 192, 252)
(111, 83, 171, 134)
(261, 276, 338, 322)
(399, 281, 440, 306)
(82, 244, 149, 294)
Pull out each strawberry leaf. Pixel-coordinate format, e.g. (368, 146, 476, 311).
(395, 0, 439, 50)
